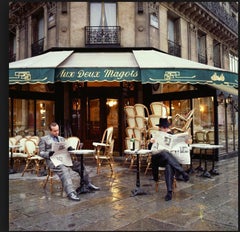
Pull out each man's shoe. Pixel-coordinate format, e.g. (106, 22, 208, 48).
(68, 192, 80, 201)
(182, 172, 189, 182)
(87, 183, 100, 191)
(165, 192, 172, 201)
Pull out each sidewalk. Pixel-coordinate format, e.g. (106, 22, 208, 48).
(9, 156, 238, 231)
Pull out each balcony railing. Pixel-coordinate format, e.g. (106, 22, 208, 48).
(31, 38, 44, 57)
(85, 26, 121, 46)
(168, 40, 181, 57)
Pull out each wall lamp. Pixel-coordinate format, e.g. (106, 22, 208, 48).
(217, 92, 225, 104)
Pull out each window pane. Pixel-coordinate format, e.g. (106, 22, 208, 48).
(36, 100, 55, 136)
(13, 99, 34, 136)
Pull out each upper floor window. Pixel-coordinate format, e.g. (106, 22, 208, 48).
(9, 32, 16, 62)
(86, 2, 120, 46)
(197, 31, 207, 64)
(90, 2, 116, 27)
(229, 53, 238, 73)
(213, 40, 221, 68)
(31, 8, 44, 56)
(167, 15, 181, 57)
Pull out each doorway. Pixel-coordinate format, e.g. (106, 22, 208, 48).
(85, 97, 119, 152)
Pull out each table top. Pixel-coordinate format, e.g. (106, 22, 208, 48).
(69, 149, 95, 155)
(190, 143, 223, 149)
(124, 149, 152, 155)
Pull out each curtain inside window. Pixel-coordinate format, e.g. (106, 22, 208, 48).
(90, 3, 116, 27)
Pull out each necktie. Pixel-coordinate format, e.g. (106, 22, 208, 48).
(53, 136, 59, 142)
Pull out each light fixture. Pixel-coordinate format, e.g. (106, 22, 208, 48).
(226, 94, 233, 104)
(217, 92, 225, 104)
(106, 99, 117, 107)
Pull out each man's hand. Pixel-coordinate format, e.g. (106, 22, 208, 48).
(67, 146, 75, 151)
(49, 151, 55, 157)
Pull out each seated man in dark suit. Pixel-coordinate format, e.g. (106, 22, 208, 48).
(39, 122, 99, 202)
(148, 118, 190, 201)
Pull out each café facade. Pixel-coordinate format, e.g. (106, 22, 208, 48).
(9, 2, 238, 160)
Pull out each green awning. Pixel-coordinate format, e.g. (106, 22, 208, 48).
(9, 49, 238, 88)
(133, 50, 238, 87)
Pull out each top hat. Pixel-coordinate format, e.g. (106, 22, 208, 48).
(156, 118, 171, 128)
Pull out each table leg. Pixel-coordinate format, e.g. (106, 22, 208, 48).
(186, 149, 195, 174)
(209, 148, 220, 175)
(195, 148, 204, 172)
(200, 149, 211, 178)
(9, 148, 16, 174)
(76, 154, 91, 194)
(131, 152, 146, 197)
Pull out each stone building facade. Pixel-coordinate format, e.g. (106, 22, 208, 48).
(9, 2, 238, 159)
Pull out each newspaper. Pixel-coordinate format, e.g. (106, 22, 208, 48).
(151, 131, 190, 164)
(50, 142, 73, 167)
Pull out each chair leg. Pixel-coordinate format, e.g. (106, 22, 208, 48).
(21, 160, 30, 176)
(155, 173, 177, 193)
(43, 172, 49, 189)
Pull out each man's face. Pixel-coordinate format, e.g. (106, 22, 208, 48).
(50, 125, 59, 137)
(159, 126, 169, 132)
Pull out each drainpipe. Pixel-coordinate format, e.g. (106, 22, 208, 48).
(188, 23, 191, 60)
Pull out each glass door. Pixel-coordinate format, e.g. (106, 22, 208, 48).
(85, 97, 119, 153)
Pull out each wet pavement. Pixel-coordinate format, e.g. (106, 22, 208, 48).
(9, 156, 238, 231)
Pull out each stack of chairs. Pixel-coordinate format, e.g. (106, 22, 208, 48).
(123, 103, 150, 167)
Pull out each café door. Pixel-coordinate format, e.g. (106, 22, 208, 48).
(85, 97, 119, 152)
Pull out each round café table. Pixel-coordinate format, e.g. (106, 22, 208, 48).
(124, 149, 151, 196)
(69, 149, 95, 194)
(9, 144, 21, 174)
(190, 143, 223, 178)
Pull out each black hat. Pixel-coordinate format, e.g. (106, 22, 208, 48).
(156, 118, 171, 128)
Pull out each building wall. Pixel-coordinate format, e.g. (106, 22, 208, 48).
(118, 2, 136, 47)
(10, 2, 238, 68)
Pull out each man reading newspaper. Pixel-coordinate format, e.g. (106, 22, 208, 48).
(148, 118, 191, 201)
(39, 122, 100, 202)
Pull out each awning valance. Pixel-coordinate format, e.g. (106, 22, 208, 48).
(133, 50, 238, 87)
(9, 51, 74, 84)
(9, 49, 238, 88)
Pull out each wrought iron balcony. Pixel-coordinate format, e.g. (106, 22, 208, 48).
(168, 40, 181, 57)
(31, 38, 44, 57)
(85, 26, 121, 46)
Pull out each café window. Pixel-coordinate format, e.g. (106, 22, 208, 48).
(9, 99, 55, 137)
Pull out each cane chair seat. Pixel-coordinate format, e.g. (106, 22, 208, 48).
(124, 137, 141, 168)
(150, 102, 168, 117)
(148, 114, 160, 128)
(125, 127, 134, 138)
(9, 138, 28, 171)
(92, 126, 114, 174)
(171, 117, 193, 134)
(21, 139, 45, 177)
(124, 105, 135, 118)
(126, 116, 137, 128)
(173, 109, 195, 124)
(134, 103, 150, 120)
